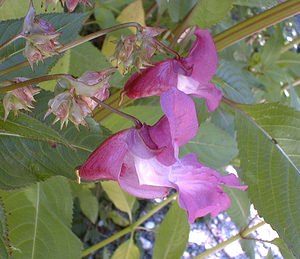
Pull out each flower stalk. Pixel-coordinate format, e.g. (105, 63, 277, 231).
(81, 193, 177, 257)
(91, 97, 143, 128)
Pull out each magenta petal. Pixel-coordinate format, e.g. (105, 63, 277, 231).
(171, 169, 232, 223)
(79, 129, 130, 180)
(119, 156, 170, 199)
(124, 59, 177, 98)
(185, 28, 218, 83)
(148, 116, 176, 166)
(160, 87, 198, 147)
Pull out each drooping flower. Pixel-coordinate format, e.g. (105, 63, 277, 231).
(22, 1, 61, 67)
(62, 0, 92, 12)
(2, 78, 40, 120)
(45, 69, 115, 128)
(112, 26, 165, 72)
(78, 87, 246, 222)
(123, 28, 222, 112)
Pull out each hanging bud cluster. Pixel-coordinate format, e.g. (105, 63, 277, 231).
(21, 1, 61, 68)
(45, 68, 115, 129)
(42, 0, 91, 12)
(2, 78, 40, 121)
(112, 26, 165, 73)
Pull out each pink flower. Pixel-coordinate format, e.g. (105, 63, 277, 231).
(78, 88, 246, 222)
(124, 28, 222, 112)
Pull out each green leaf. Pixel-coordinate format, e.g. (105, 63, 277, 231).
(0, 92, 107, 190)
(188, 0, 234, 28)
(215, 60, 255, 104)
(112, 238, 140, 259)
(0, 0, 63, 20)
(236, 103, 300, 257)
(166, 0, 197, 22)
(153, 202, 189, 259)
(101, 181, 136, 221)
(0, 176, 82, 259)
(70, 183, 99, 224)
(271, 238, 296, 259)
(226, 188, 250, 228)
(0, 202, 9, 259)
(181, 122, 238, 169)
(0, 12, 87, 81)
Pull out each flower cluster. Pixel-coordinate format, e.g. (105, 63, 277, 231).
(112, 27, 165, 73)
(45, 68, 115, 128)
(21, 1, 61, 67)
(79, 28, 247, 222)
(2, 78, 40, 120)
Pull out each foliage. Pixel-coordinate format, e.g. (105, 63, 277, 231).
(0, 0, 300, 258)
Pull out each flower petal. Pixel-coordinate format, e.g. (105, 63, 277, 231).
(79, 129, 130, 180)
(185, 28, 218, 83)
(119, 155, 170, 199)
(177, 75, 222, 111)
(160, 87, 198, 148)
(124, 59, 177, 98)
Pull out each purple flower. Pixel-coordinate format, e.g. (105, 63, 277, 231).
(78, 88, 246, 222)
(124, 28, 222, 112)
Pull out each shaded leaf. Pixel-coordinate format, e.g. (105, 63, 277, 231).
(271, 238, 296, 259)
(70, 183, 99, 224)
(166, 0, 197, 22)
(0, 12, 87, 81)
(215, 60, 255, 103)
(0, 91, 107, 190)
(181, 122, 238, 169)
(112, 238, 140, 259)
(153, 202, 189, 259)
(0, 176, 82, 259)
(236, 103, 300, 257)
(101, 181, 136, 221)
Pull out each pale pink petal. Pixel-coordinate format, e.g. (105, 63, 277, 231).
(177, 75, 222, 111)
(79, 129, 130, 180)
(160, 87, 198, 147)
(119, 156, 170, 199)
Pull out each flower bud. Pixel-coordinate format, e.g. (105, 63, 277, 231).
(22, 1, 61, 68)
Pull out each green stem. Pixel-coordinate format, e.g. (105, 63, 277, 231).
(81, 193, 177, 257)
(214, 0, 300, 51)
(0, 34, 23, 50)
(0, 74, 67, 92)
(195, 221, 266, 259)
(0, 22, 142, 78)
(280, 37, 300, 54)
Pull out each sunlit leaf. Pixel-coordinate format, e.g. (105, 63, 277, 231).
(153, 202, 189, 259)
(101, 181, 136, 221)
(112, 238, 140, 259)
(0, 176, 82, 259)
(236, 103, 300, 257)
